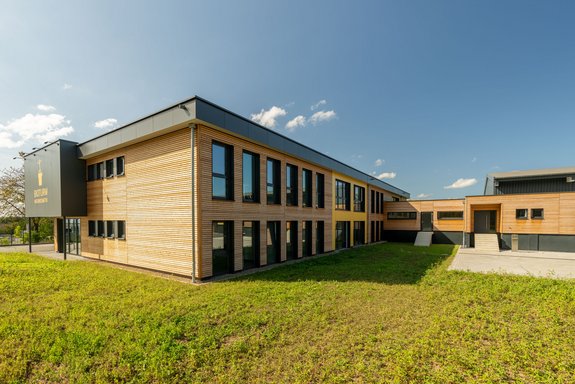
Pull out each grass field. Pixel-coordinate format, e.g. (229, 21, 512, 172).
(2, 243, 575, 383)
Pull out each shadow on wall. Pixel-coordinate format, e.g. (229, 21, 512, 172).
(233, 243, 456, 285)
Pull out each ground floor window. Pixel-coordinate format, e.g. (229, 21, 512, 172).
(316, 221, 324, 254)
(335, 221, 350, 250)
(353, 221, 365, 246)
(266, 221, 281, 265)
(212, 221, 234, 276)
(379, 220, 384, 241)
(286, 221, 298, 260)
(243, 221, 259, 270)
(65, 218, 81, 255)
(302, 220, 312, 257)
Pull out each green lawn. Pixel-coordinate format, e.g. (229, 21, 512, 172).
(2, 243, 575, 383)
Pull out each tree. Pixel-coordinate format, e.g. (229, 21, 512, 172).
(0, 166, 25, 218)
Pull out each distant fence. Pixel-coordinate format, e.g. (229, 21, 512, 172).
(0, 234, 52, 247)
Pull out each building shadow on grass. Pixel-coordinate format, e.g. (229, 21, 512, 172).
(232, 243, 456, 285)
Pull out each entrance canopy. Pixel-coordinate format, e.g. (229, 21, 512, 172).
(24, 140, 87, 218)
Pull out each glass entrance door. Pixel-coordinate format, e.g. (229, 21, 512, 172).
(65, 218, 81, 255)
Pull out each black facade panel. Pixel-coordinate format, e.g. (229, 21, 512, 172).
(539, 235, 575, 252)
(382, 230, 418, 243)
(434, 231, 463, 245)
(496, 177, 575, 195)
(382, 230, 463, 245)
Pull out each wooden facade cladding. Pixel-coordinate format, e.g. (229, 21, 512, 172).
(82, 128, 193, 275)
(197, 125, 333, 279)
(466, 192, 575, 235)
(384, 199, 465, 232)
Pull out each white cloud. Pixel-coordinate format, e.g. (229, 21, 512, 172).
(444, 178, 477, 189)
(377, 172, 396, 180)
(471, 157, 477, 163)
(62, 83, 72, 90)
(309, 110, 336, 125)
(0, 112, 74, 148)
(37, 104, 56, 112)
(251, 106, 287, 129)
(374, 158, 384, 167)
(285, 115, 306, 132)
(94, 118, 118, 130)
(416, 193, 432, 199)
(311, 99, 327, 111)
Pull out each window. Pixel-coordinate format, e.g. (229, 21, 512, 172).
(387, 212, 417, 220)
(97, 220, 105, 237)
(242, 221, 259, 270)
(116, 156, 125, 176)
(437, 211, 464, 220)
(354, 185, 365, 212)
(98, 162, 105, 180)
(87, 164, 97, 181)
(531, 208, 544, 219)
(392, 197, 400, 202)
(380, 194, 384, 213)
(371, 190, 375, 214)
(380, 220, 384, 240)
(266, 221, 281, 265)
(375, 221, 380, 242)
(266, 158, 281, 205)
(106, 221, 115, 238)
(105, 159, 114, 178)
(370, 221, 375, 243)
(117, 221, 126, 239)
(335, 221, 350, 250)
(302, 169, 312, 207)
(302, 220, 312, 257)
(316, 221, 324, 254)
(242, 151, 260, 202)
(286, 164, 298, 206)
(335, 180, 350, 210)
(212, 142, 233, 200)
(516, 209, 528, 219)
(375, 192, 380, 214)
(212, 221, 234, 276)
(353, 221, 365, 246)
(88, 220, 96, 236)
(316, 173, 325, 208)
(286, 221, 298, 259)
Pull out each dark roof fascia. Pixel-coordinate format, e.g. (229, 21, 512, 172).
(22, 139, 78, 159)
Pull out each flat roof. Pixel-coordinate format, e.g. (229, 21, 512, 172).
(489, 166, 575, 180)
(77, 96, 410, 198)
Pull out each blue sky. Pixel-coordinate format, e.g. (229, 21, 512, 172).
(2, 0, 575, 199)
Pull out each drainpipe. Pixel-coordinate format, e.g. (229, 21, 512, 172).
(190, 124, 197, 283)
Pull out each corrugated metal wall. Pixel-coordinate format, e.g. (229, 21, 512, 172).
(496, 178, 575, 194)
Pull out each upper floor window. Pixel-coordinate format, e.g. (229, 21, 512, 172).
(286, 164, 298, 206)
(387, 212, 417, 220)
(242, 151, 260, 203)
(105, 159, 114, 178)
(531, 208, 544, 219)
(267, 158, 281, 204)
(354, 185, 365, 212)
(116, 156, 125, 176)
(302, 169, 312, 207)
(335, 179, 350, 210)
(316, 173, 325, 208)
(371, 190, 375, 213)
(212, 142, 233, 200)
(437, 211, 464, 220)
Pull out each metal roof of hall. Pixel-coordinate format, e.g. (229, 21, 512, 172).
(77, 96, 409, 198)
(489, 166, 575, 179)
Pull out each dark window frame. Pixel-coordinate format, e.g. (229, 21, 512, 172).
(88, 220, 96, 236)
(106, 221, 115, 238)
(117, 221, 126, 240)
(516, 209, 528, 220)
(242, 221, 260, 270)
(316, 173, 325, 208)
(212, 141, 234, 200)
(302, 169, 312, 208)
(387, 212, 417, 220)
(242, 150, 260, 203)
(116, 156, 125, 176)
(437, 211, 464, 220)
(286, 164, 298, 206)
(266, 158, 281, 205)
(105, 159, 114, 178)
(212, 221, 234, 276)
(531, 208, 544, 219)
(335, 179, 351, 211)
(353, 221, 365, 246)
(353, 185, 365, 212)
(97, 220, 105, 237)
(286, 220, 298, 259)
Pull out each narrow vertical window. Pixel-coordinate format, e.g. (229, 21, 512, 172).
(302, 169, 312, 207)
(116, 156, 125, 176)
(266, 158, 281, 204)
(88, 220, 96, 236)
(105, 159, 114, 178)
(316, 221, 324, 254)
(98, 162, 105, 180)
(354, 185, 365, 212)
(371, 190, 375, 213)
(370, 221, 375, 243)
(353, 221, 365, 246)
(380, 193, 384, 214)
(335, 221, 350, 249)
(302, 220, 312, 257)
(106, 221, 115, 238)
(97, 220, 105, 237)
(212, 221, 234, 276)
(117, 221, 126, 239)
(212, 142, 233, 200)
(286, 221, 298, 259)
(266, 221, 281, 264)
(286, 164, 298, 206)
(243, 151, 260, 203)
(316, 173, 325, 208)
(242, 221, 259, 270)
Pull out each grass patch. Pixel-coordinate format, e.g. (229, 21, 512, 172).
(2, 243, 575, 382)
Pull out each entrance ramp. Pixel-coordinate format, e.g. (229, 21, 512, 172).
(414, 231, 433, 247)
(474, 233, 500, 252)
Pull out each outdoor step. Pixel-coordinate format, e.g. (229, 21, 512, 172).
(414, 231, 433, 247)
(474, 234, 500, 252)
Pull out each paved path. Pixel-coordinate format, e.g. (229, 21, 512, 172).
(449, 247, 575, 279)
(0, 244, 88, 261)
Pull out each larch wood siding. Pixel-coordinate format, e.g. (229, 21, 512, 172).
(384, 199, 465, 232)
(197, 125, 333, 279)
(83, 128, 193, 275)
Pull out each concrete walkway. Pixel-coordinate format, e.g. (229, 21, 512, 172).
(449, 247, 575, 279)
(0, 244, 89, 261)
